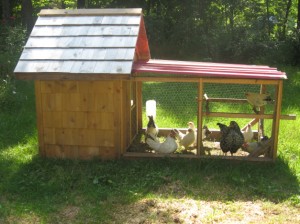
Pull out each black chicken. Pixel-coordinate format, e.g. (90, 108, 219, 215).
(217, 121, 244, 156)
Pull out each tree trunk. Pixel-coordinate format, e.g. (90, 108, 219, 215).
(61, 0, 66, 9)
(1, 0, 10, 23)
(77, 0, 85, 8)
(281, 0, 292, 40)
(266, 0, 270, 37)
(298, 0, 300, 30)
(21, 0, 34, 32)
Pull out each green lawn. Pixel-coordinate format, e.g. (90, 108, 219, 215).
(0, 67, 299, 223)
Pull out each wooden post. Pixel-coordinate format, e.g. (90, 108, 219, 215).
(35, 80, 45, 156)
(113, 80, 122, 159)
(272, 80, 283, 160)
(136, 81, 143, 131)
(258, 85, 267, 141)
(198, 78, 204, 156)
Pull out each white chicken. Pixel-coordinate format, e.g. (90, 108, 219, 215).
(188, 121, 196, 130)
(242, 124, 254, 143)
(174, 123, 211, 149)
(174, 128, 195, 150)
(173, 129, 185, 141)
(146, 131, 178, 154)
(188, 121, 197, 146)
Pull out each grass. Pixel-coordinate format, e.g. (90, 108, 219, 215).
(0, 67, 300, 223)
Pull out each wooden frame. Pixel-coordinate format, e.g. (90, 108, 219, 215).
(128, 76, 295, 161)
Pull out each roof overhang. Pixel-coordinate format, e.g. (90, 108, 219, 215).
(132, 59, 287, 80)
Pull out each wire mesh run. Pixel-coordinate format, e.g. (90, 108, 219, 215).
(127, 81, 276, 159)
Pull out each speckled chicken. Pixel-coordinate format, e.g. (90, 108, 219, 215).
(145, 115, 158, 140)
(242, 136, 269, 153)
(146, 131, 178, 154)
(245, 92, 272, 114)
(202, 125, 211, 140)
(217, 121, 244, 156)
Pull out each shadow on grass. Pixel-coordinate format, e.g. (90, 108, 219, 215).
(2, 155, 299, 222)
(0, 80, 36, 151)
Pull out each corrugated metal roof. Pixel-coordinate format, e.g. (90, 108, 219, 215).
(14, 8, 150, 79)
(133, 59, 287, 80)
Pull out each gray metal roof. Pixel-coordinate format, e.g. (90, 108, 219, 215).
(14, 8, 150, 79)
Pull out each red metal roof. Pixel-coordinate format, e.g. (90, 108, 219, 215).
(132, 59, 287, 80)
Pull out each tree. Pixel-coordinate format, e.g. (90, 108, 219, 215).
(281, 0, 292, 40)
(77, 0, 85, 8)
(298, 0, 300, 30)
(1, 0, 10, 22)
(21, 0, 34, 32)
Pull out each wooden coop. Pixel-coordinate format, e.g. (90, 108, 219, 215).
(14, 8, 150, 159)
(14, 8, 295, 161)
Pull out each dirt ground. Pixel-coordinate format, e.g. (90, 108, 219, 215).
(112, 198, 300, 223)
(127, 132, 251, 157)
(111, 182, 300, 224)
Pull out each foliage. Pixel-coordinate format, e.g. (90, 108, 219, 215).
(1, 0, 300, 64)
(0, 25, 27, 111)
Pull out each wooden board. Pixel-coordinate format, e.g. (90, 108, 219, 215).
(37, 80, 125, 159)
(39, 8, 142, 16)
(25, 36, 137, 48)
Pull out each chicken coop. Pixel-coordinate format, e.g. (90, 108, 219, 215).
(14, 8, 295, 161)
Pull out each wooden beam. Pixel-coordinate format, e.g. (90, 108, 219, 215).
(132, 76, 199, 83)
(122, 152, 273, 162)
(203, 97, 249, 104)
(136, 81, 143, 131)
(204, 112, 273, 119)
(113, 80, 122, 159)
(202, 78, 280, 85)
(203, 112, 295, 120)
(15, 73, 131, 81)
(133, 77, 281, 85)
(198, 78, 204, 156)
(258, 85, 267, 140)
(272, 80, 283, 160)
(35, 81, 45, 156)
(241, 118, 259, 131)
(39, 8, 142, 16)
(280, 114, 296, 120)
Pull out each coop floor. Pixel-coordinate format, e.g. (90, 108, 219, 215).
(126, 131, 257, 158)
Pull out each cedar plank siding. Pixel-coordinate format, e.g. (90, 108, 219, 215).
(36, 80, 131, 159)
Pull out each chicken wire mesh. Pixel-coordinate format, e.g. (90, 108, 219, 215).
(142, 82, 198, 129)
(141, 82, 276, 129)
(128, 81, 276, 157)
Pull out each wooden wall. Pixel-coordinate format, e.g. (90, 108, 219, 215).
(35, 80, 130, 160)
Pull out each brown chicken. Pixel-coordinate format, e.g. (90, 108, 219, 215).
(245, 92, 272, 114)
